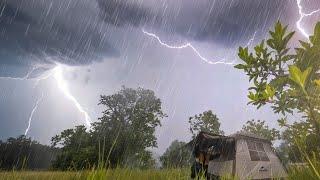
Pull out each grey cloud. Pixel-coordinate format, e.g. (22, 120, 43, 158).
(0, 0, 118, 77)
(97, 0, 152, 27)
(97, 0, 293, 45)
(0, 0, 306, 78)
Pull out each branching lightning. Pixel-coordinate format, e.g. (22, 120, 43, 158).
(142, 30, 233, 65)
(142, 30, 257, 66)
(0, 64, 91, 135)
(296, 0, 320, 38)
(0, 64, 47, 81)
(25, 93, 44, 136)
(53, 66, 91, 127)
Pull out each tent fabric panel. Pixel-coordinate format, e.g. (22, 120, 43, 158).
(208, 160, 233, 176)
(235, 139, 287, 179)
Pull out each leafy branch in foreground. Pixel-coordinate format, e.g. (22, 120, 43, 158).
(235, 21, 320, 135)
(235, 21, 320, 173)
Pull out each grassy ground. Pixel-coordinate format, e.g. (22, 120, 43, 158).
(0, 168, 189, 180)
(0, 167, 319, 180)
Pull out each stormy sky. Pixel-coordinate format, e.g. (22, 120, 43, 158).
(0, 0, 320, 154)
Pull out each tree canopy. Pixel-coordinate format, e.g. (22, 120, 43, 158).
(188, 110, 224, 138)
(51, 86, 165, 170)
(242, 119, 280, 142)
(0, 135, 59, 170)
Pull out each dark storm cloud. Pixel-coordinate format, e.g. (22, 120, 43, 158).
(0, 0, 118, 77)
(0, 0, 296, 78)
(97, 0, 152, 27)
(97, 0, 293, 45)
(193, 0, 291, 43)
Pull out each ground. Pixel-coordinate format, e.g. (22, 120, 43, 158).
(0, 168, 189, 180)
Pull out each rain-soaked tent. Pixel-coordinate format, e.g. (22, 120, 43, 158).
(187, 131, 287, 179)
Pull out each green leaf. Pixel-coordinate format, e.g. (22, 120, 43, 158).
(234, 64, 246, 69)
(301, 67, 312, 87)
(265, 84, 276, 98)
(277, 118, 287, 127)
(310, 22, 320, 45)
(288, 65, 311, 89)
(282, 31, 295, 47)
(248, 92, 256, 101)
(299, 40, 310, 49)
(314, 79, 320, 87)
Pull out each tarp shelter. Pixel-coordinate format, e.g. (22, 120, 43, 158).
(188, 131, 287, 179)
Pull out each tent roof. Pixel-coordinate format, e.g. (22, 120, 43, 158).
(229, 131, 270, 143)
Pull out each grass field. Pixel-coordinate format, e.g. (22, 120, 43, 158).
(0, 167, 319, 180)
(0, 168, 190, 180)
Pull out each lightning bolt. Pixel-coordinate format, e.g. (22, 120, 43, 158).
(142, 30, 257, 66)
(25, 93, 44, 136)
(296, 0, 320, 38)
(53, 65, 91, 127)
(0, 63, 91, 135)
(0, 64, 48, 81)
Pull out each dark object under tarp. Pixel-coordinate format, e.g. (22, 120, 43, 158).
(186, 131, 236, 161)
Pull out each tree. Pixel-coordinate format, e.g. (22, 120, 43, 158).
(51, 125, 94, 170)
(0, 135, 59, 170)
(242, 119, 280, 141)
(278, 120, 320, 163)
(188, 110, 224, 138)
(92, 86, 165, 168)
(160, 140, 192, 168)
(51, 86, 165, 169)
(235, 21, 320, 169)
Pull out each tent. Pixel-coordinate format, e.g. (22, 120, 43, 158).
(188, 131, 287, 179)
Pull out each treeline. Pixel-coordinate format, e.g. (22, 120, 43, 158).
(0, 85, 314, 170)
(0, 135, 59, 170)
(0, 87, 164, 170)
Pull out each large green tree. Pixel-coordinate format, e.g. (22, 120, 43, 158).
(160, 140, 192, 168)
(52, 86, 165, 170)
(242, 119, 280, 142)
(188, 110, 224, 138)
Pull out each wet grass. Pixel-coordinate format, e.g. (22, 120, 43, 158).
(0, 161, 320, 180)
(0, 168, 189, 180)
(0, 165, 319, 180)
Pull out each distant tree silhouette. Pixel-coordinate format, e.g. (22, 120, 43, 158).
(188, 110, 224, 138)
(0, 135, 59, 170)
(242, 119, 280, 142)
(160, 140, 192, 168)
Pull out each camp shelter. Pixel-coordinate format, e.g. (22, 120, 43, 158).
(189, 131, 287, 179)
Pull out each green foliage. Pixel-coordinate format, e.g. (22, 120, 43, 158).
(0, 135, 59, 170)
(236, 21, 320, 177)
(0, 168, 190, 180)
(241, 119, 280, 142)
(160, 140, 192, 168)
(188, 110, 224, 138)
(235, 20, 320, 135)
(52, 86, 165, 170)
(51, 126, 94, 170)
(288, 66, 312, 90)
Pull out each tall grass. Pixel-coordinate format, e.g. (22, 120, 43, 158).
(0, 168, 189, 180)
(287, 155, 320, 180)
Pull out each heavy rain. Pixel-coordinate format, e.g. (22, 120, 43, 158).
(0, 0, 320, 179)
